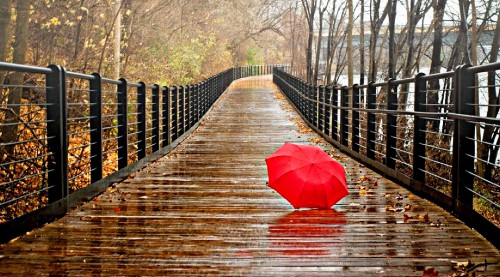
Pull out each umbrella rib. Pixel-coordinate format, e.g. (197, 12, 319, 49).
(271, 163, 313, 186)
(313, 161, 345, 182)
(268, 154, 311, 164)
(296, 166, 313, 206)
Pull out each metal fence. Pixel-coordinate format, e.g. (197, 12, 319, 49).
(274, 63, 500, 248)
(0, 62, 286, 243)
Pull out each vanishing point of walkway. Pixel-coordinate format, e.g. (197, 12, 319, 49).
(0, 76, 499, 276)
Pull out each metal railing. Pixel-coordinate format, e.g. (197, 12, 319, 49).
(0, 62, 288, 243)
(274, 63, 500, 248)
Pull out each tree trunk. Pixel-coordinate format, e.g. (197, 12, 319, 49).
(480, 6, 500, 180)
(73, 0, 86, 63)
(0, 0, 12, 91)
(302, 0, 317, 83)
(387, 0, 397, 79)
(347, 0, 353, 87)
(359, 0, 365, 86)
(368, 0, 389, 81)
(0, 0, 30, 158)
(313, 6, 326, 85)
(113, 0, 122, 79)
(459, 0, 471, 65)
(0, 0, 11, 63)
(325, 7, 335, 84)
(427, 0, 446, 131)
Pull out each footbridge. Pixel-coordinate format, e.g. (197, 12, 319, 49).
(0, 62, 499, 275)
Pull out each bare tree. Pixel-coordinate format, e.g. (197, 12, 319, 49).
(478, 5, 500, 179)
(387, 0, 397, 79)
(0, 0, 11, 64)
(0, 0, 30, 157)
(313, 0, 330, 85)
(113, 0, 122, 79)
(427, 0, 447, 131)
(347, 0, 354, 87)
(368, 0, 390, 81)
(0, 0, 12, 93)
(324, 0, 348, 85)
(301, 0, 317, 83)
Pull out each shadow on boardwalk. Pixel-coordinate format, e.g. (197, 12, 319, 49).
(0, 76, 499, 276)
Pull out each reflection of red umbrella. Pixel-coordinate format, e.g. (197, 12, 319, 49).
(268, 209, 346, 256)
(265, 142, 348, 209)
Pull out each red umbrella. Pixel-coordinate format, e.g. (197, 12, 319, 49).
(265, 142, 348, 209)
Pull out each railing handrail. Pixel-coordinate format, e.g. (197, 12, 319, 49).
(273, 63, 500, 249)
(0, 62, 290, 243)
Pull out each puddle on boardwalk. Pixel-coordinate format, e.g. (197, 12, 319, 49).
(266, 209, 346, 256)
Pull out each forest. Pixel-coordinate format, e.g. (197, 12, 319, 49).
(0, 0, 499, 225)
(1, 0, 499, 84)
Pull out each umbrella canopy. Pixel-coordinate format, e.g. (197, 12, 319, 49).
(265, 142, 348, 209)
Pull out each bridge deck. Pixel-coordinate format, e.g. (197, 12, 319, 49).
(1, 76, 499, 276)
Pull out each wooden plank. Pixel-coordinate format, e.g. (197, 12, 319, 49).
(0, 76, 498, 276)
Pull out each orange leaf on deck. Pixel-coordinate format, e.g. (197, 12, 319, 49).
(422, 267, 438, 276)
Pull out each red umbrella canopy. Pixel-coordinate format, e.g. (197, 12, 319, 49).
(265, 142, 348, 209)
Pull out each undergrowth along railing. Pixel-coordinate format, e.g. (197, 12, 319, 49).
(274, 63, 500, 248)
(0, 62, 287, 243)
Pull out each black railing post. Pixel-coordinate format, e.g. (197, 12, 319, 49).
(298, 80, 303, 114)
(309, 84, 315, 123)
(366, 82, 376, 159)
(171, 86, 178, 142)
(386, 79, 397, 169)
(152, 84, 160, 152)
(137, 82, 147, 160)
(161, 86, 170, 147)
(318, 85, 325, 131)
(46, 65, 68, 203)
(178, 85, 185, 137)
(89, 73, 103, 183)
(332, 86, 339, 141)
(185, 85, 191, 130)
(413, 73, 426, 183)
(199, 81, 205, 117)
(340, 86, 349, 146)
(117, 78, 128, 169)
(206, 78, 211, 112)
(452, 64, 475, 209)
(313, 85, 318, 128)
(193, 84, 199, 122)
(325, 85, 332, 137)
(352, 84, 360, 152)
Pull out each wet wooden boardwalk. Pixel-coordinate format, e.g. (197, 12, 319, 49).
(1, 76, 499, 276)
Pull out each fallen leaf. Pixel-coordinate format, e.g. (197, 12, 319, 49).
(403, 214, 413, 222)
(409, 194, 415, 200)
(404, 204, 412, 211)
(114, 207, 121, 213)
(422, 267, 439, 276)
(359, 189, 367, 195)
(386, 205, 404, 212)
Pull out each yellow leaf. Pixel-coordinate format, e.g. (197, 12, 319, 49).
(49, 17, 61, 26)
